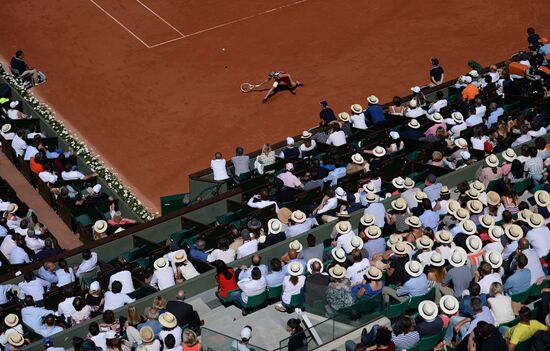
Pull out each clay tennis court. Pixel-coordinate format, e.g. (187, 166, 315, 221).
(1, 0, 549, 212)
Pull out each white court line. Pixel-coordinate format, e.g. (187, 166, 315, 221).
(134, 0, 185, 37)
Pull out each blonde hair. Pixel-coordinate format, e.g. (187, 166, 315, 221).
(262, 144, 272, 155)
(432, 151, 443, 162)
(127, 305, 141, 326)
(153, 295, 167, 310)
(489, 282, 504, 296)
(183, 329, 199, 346)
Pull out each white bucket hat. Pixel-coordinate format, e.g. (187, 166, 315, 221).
(403, 177, 415, 189)
(6, 203, 18, 214)
(391, 198, 408, 211)
(351, 153, 365, 164)
(387, 234, 403, 248)
(360, 214, 376, 227)
(502, 148, 517, 162)
(291, 210, 307, 223)
(485, 154, 499, 168)
(338, 112, 350, 122)
(418, 300, 438, 321)
(1, 124, 11, 133)
(336, 221, 352, 235)
(363, 182, 376, 193)
(94, 220, 108, 234)
(466, 200, 483, 214)
(454, 137, 467, 149)
(408, 119, 421, 129)
(413, 191, 427, 203)
(268, 218, 283, 234)
(154, 257, 169, 270)
(405, 216, 422, 228)
(430, 252, 445, 267)
(455, 208, 470, 221)
(351, 104, 363, 114)
(488, 226, 504, 242)
(440, 295, 459, 315)
(392, 241, 408, 255)
(446, 199, 461, 215)
(535, 190, 550, 207)
(452, 112, 465, 124)
(429, 113, 443, 123)
(365, 192, 378, 203)
(518, 209, 533, 223)
(365, 266, 383, 280)
(487, 191, 501, 206)
(460, 219, 477, 235)
(479, 214, 495, 229)
(350, 236, 363, 250)
(392, 176, 405, 189)
(367, 95, 379, 104)
(405, 260, 423, 277)
(528, 213, 545, 228)
(471, 180, 486, 193)
(301, 130, 312, 139)
(435, 230, 453, 244)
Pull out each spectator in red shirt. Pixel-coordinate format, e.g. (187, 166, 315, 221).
(214, 260, 238, 300)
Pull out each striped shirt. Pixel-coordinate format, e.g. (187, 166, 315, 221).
(524, 156, 544, 176)
(392, 331, 420, 350)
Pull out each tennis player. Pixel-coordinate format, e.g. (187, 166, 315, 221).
(261, 71, 303, 103)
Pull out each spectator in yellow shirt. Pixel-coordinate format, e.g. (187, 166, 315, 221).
(504, 306, 549, 351)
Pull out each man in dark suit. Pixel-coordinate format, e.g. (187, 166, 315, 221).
(165, 289, 202, 334)
(303, 260, 330, 312)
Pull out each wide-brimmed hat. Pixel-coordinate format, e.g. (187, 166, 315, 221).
(429, 113, 443, 123)
(291, 210, 307, 224)
(8, 333, 24, 347)
(351, 153, 364, 164)
(387, 234, 403, 248)
(454, 208, 470, 221)
(247, 218, 262, 230)
(502, 148, 517, 162)
(372, 146, 386, 158)
(336, 209, 351, 218)
(416, 235, 434, 249)
(479, 214, 495, 229)
(1, 124, 11, 133)
(307, 258, 323, 274)
(392, 241, 408, 255)
(403, 177, 415, 189)
(414, 191, 427, 203)
(338, 112, 350, 122)
(277, 208, 292, 225)
(351, 104, 363, 114)
(449, 247, 468, 267)
(485, 154, 499, 168)
(288, 262, 304, 276)
(405, 216, 422, 228)
(429, 252, 445, 267)
(440, 295, 459, 315)
(335, 221, 352, 235)
(452, 112, 464, 124)
(535, 190, 550, 207)
(329, 264, 347, 279)
(159, 312, 177, 328)
(174, 250, 188, 263)
(140, 326, 155, 342)
(360, 214, 376, 227)
(517, 209, 533, 223)
(409, 99, 418, 108)
(419, 300, 439, 321)
(364, 192, 378, 203)
(487, 191, 501, 206)
(6, 203, 18, 214)
(391, 198, 408, 211)
(405, 260, 423, 277)
(289, 240, 303, 252)
(488, 226, 504, 242)
(365, 226, 382, 239)
(367, 95, 379, 104)
(331, 247, 346, 263)
(466, 200, 483, 214)
(485, 250, 503, 269)
(446, 199, 461, 215)
(268, 218, 283, 234)
(469, 69, 480, 78)
(435, 230, 453, 244)
(408, 119, 421, 129)
(363, 182, 376, 193)
(94, 220, 108, 234)
(528, 213, 544, 228)
(505, 224, 523, 241)
(301, 130, 312, 139)
(440, 186, 450, 195)
(471, 180, 486, 193)
(4, 314, 19, 327)
(454, 138, 468, 149)
(335, 187, 347, 200)
(460, 219, 477, 235)
(350, 236, 363, 250)
(365, 266, 382, 280)
(154, 257, 169, 270)
(466, 235, 482, 253)
(465, 188, 479, 199)
(392, 177, 405, 189)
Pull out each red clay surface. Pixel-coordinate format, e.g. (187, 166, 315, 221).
(1, 0, 550, 213)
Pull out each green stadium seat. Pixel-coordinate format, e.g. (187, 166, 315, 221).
(216, 289, 240, 305)
(511, 288, 531, 303)
(386, 299, 409, 320)
(243, 290, 268, 313)
(530, 280, 550, 298)
(409, 287, 435, 310)
(267, 285, 283, 302)
(409, 329, 445, 351)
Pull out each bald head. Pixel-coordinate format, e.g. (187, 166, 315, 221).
(518, 238, 530, 250)
(43, 262, 55, 272)
(311, 261, 321, 273)
(176, 289, 186, 301)
(251, 255, 261, 266)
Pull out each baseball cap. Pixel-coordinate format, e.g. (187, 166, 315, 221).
(241, 325, 252, 340)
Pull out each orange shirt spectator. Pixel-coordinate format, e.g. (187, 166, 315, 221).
(30, 157, 44, 174)
(462, 83, 479, 101)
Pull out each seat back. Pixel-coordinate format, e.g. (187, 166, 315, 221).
(245, 290, 267, 308)
(267, 285, 283, 300)
(386, 299, 409, 320)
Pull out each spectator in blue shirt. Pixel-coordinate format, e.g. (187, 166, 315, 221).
(189, 239, 208, 263)
(323, 159, 346, 186)
(485, 102, 504, 129)
(459, 282, 487, 316)
(351, 267, 384, 301)
(265, 258, 285, 288)
(319, 101, 336, 125)
(382, 260, 428, 303)
(364, 95, 386, 126)
(37, 262, 59, 285)
(504, 253, 531, 294)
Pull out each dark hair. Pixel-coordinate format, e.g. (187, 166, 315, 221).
(536, 137, 546, 150)
(436, 91, 444, 99)
(111, 281, 122, 294)
(471, 297, 483, 312)
(479, 262, 492, 276)
(527, 27, 535, 35)
(516, 253, 528, 269)
(270, 258, 282, 272)
(392, 96, 402, 106)
(352, 249, 363, 262)
(469, 281, 481, 296)
(431, 58, 439, 66)
(102, 310, 116, 324)
(73, 297, 85, 312)
(474, 321, 493, 339)
(397, 316, 413, 334)
(519, 306, 531, 322)
(217, 237, 229, 250)
(214, 260, 233, 280)
(82, 249, 92, 260)
(287, 318, 303, 333)
(306, 234, 316, 247)
(375, 326, 392, 346)
(236, 146, 244, 156)
(422, 198, 432, 210)
(510, 160, 525, 179)
(89, 322, 100, 336)
(502, 210, 513, 223)
(15, 50, 23, 58)
(164, 333, 176, 348)
(251, 267, 261, 280)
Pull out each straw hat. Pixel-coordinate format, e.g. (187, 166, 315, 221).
(454, 138, 468, 149)
(387, 234, 403, 247)
(485, 154, 499, 168)
(435, 230, 453, 244)
(350, 236, 363, 250)
(517, 209, 533, 223)
(351, 104, 363, 114)
(449, 247, 468, 267)
(408, 119, 421, 129)
(392, 177, 405, 189)
(440, 295, 459, 315)
(404, 241, 416, 254)
(409, 99, 418, 108)
(301, 130, 312, 139)
(452, 112, 465, 124)
(331, 247, 346, 263)
(338, 112, 350, 122)
(94, 220, 108, 234)
(466, 200, 483, 214)
(488, 226, 504, 242)
(440, 186, 450, 195)
(367, 95, 379, 104)
(154, 257, 169, 270)
(365, 226, 382, 239)
(174, 250, 188, 263)
(363, 183, 376, 193)
(329, 264, 347, 279)
(471, 180, 486, 193)
(485, 250, 503, 269)
(403, 177, 415, 189)
(365, 266, 382, 280)
(465, 188, 479, 199)
(290, 210, 307, 224)
(159, 312, 177, 328)
(405, 216, 422, 228)
(391, 198, 408, 211)
(365, 192, 378, 203)
(460, 219, 477, 235)
(268, 218, 283, 234)
(351, 153, 365, 164)
(479, 214, 495, 229)
(429, 252, 445, 267)
(534, 190, 550, 207)
(413, 191, 427, 203)
(6, 203, 18, 214)
(466, 235, 482, 253)
(360, 214, 376, 227)
(416, 235, 434, 250)
(8, 333, 24, 347)
(454, 208, 470, 221)
(1, 124, 11, 133)
(405, 260, 423, 277)
(4, 314, 18, 328)
(392, 241, 408, 255)
(528, 213, 544, 228)
(277, 208, 292, 225)
(289, 240, 303, 252)
(288, 262, 304, 276)
(446, 199, 461, 215)
(487, 191, 501, 206)
(307, 258, 323, 274)
(140, 326, 155, 342)
(336, 209, 351, 218)
(372, 146, 386, 158)
(502, 148, 517, 162)
(335, 221, 352, 235)
(505, 224, 523, 241)
(429, 113, 443, 123)
(418, 300, 439, 321)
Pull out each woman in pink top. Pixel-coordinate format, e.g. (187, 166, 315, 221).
(477, 156, 502, 187)
(107, 211, 136, 226)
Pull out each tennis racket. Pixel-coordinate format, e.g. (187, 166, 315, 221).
(240, 82, 261, 93)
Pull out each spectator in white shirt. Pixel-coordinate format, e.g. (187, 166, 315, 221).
(158, 312, 183, 346)
(427, 91, 448, 114)
(0, 314, 23, 347)
(75, 250, 98, 278)
(346, 249, 370, 285)
(470, 126, 489, 151)
(55, 259, 76, 287)
(108, 266, 135, 294)
(0, 234, 17, 260)
(349, 105, 368, 129)
(57, 286, 76, 320)
(25, 229, 45, 253)
(174, 250, 200, 281)
(236, 230, 259, 259)
(528, 121, 547, 138)
(37, 314, 63, 337)
(18, 272, 50, 302)
(485, 102, 504, 128)
(405, 99, 426, 118)
(11, 129, 28, 157)
(0, 124, 15, 141)
(325, 124, 347, 146)
(231, 267, 267, 314)
(9, 239, 30, 264)
(465, 107, 483, 127)
(247, 190, 279, 212)
(21, 296, 56, 333)
(38, 164, 58, 184)
(210, 152, 230, 181)
(103, 280, 136, 311)
(88, 322, 108, 350)
(511, 125, 533, 147)
(475, 262, 502, 295)
(207, 237, 236, 264)
(525, 214, 550, 258)
(23, 143, 39, 161)
(474, 98, 486, 118)
(7, 101, 30, 120)
(149, 257, 176, 290)
(61, 163, 97, 181)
